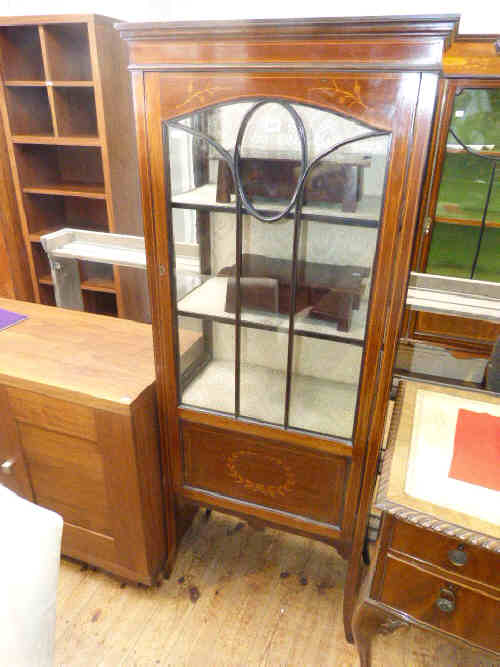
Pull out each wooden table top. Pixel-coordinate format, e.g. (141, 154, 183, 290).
(0, 299, 156, 412)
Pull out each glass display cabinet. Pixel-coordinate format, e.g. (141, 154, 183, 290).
(408, 36, 500, 358)
(117, 15, 459, 642)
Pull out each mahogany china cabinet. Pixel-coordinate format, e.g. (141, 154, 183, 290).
(117, 15, 459, 640)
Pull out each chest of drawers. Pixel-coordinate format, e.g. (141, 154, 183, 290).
(352, 381, 499, 666)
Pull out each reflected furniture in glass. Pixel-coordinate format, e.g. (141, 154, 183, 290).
(117, 15, 459, 642)
(407, 35, 500, 358)
(353, 380, 500, 666)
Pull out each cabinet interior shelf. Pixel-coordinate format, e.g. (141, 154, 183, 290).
(23, 183, 106, 198)
(446, 146, 499, 157)
(80, 278, 116, 293)
(182, 359, 357, 441)
(38, 273, 116, 294)
(171, 184, 381, 228)
(13, 135, 101, 146)
(49, 81, 94, 87)
(4, 80, 46, 86)
(29, 223, 107, 242)
(4, 80, 94, 87)
(177, 275, 368, 346)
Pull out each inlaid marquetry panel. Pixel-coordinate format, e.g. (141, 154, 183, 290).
(181, 420, 349, 525)
(158, 72, 401, 130)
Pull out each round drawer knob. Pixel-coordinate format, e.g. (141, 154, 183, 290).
(436, 586, 456, 613)
(448, 546, 468, 567)
(0, 458, 15, 475)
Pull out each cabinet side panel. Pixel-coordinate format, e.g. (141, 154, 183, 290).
(344, 72, 441, 641)
(131, 386, 167, 577)
(0, 108, 33, 300)
(95, 408, 150, 576)
(93, 19, 149, 323)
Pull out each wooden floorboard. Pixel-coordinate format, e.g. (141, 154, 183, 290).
(55, 510, 497, 666)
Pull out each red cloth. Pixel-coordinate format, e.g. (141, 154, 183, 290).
(448, 408, 500, 491)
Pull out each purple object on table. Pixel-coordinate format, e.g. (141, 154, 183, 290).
(0, 307, 28, 332)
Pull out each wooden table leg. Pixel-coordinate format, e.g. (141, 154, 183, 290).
(353, 601, 408, 667)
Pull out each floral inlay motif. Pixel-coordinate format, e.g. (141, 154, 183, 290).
(176, 80, 233, 111)
(226, 450, 296, 498)
(309, 79, 367, 112)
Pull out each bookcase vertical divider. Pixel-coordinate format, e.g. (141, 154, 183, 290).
(38, 26, 59, 136)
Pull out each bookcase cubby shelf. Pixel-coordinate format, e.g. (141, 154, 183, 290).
(0, 15, 149, 322)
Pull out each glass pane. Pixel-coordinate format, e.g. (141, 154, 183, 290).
(172, 208, 237, 317)
(169, 113, 238, 416)
(169, 102, 388, 225)
(430, 87, 500, 283)
(180, 317, 235, 415)
(486, 167, 500, 226)
(293, 217, 378, 342)
(474, 225, 500, 283)
(177, 314, 205, 377)
(288, 133, 390, 436)
(426, 222, 482, 279)
(239, 215, 294, 327)
(436, 152, 492, 223)
(289, 338, 362, 439)
(239, 326, 288, 425)
(448, 88, 500, 151)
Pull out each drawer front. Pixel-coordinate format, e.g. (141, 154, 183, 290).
(181, 421, 348, 525)
(391, 519, 500, 590)
(380, 556, 500, 652)
(7, 386, 97, 441)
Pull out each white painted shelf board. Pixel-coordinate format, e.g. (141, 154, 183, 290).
(407, 272, 500, 322)
(41, 229, 147, 269)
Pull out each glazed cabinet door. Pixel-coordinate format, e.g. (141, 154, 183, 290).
(166, 97, 391, 439)
(142, 69, 436, 547)
(409, 79, 500, 355)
